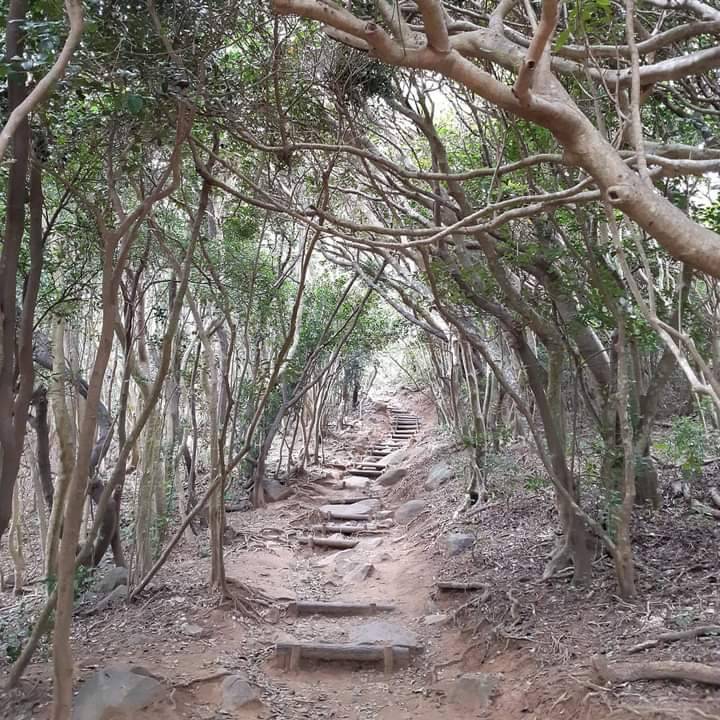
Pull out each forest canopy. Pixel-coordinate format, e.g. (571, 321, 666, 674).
(1, 0, 720, 718)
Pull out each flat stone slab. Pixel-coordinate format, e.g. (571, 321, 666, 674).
(394, 499, 426, 524)
(320, 499, 381, 519)
(350, 620, 421, 650)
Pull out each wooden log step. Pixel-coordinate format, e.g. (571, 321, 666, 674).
(276, 642, 410, 672)
(346, 468, 382, 477)
(320, 495, 371, 505)
(323, 511, 372, 522)
(297, 536, 359, 549)
(288, 601, 395, 617)
(437, 581, 488, 591)
(310, 522, 386, 535)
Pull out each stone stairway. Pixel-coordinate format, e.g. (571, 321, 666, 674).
(277, 406, 422, 673)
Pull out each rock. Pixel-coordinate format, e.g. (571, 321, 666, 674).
(360, 537, 384, 550)
(376, 448, 409, 468)
(394, 499, 426, 524)
(72, 667, 167, 720)
(424, 613, 450, 627)
(345, 563, 374, 583)
(314, 548, 355, 573)
(91, 584, 128, 614)
(340, 476, 371, 491)
(264, 478, 294, 502)
(320, 499, 380, 519)
(180, 622, 205, 638)
(96, 566, 129, 594)
(350, 620, 421, 650)
(221, 673, 261, 711)
(424, 463, 454, 491)
(443, 532, 475, 557)
(435, 672, 499, 710)
(377, 467, 408, 487)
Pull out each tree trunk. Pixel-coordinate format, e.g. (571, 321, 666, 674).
(0, 0, 32, 543)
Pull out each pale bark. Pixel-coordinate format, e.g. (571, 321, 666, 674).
(0, 0, 84, 163)
(273, 0, 720, 277)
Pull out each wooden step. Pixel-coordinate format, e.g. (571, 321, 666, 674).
(276, 642, 410, 672)
(287, 601, 395, 617)
(319, 495, 372, 505)
(345, 468, 382, 478)
(323, 511, 372, 522)
(437, 581, 487, 592)
(298, 536, 359, 549)
(310, 522, 386, 535)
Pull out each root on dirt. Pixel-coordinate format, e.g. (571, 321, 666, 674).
(627, 625, 720, 654)
(593, 656, 720, 686)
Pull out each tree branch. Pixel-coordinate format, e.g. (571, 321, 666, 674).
(0, 0, 84, 164)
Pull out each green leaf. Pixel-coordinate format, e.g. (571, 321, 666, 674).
(125, 93, 144, 114)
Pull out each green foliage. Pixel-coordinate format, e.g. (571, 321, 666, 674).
(524, 473, 550, 491)
(555, 0, 614, 49)
(0, 600, 34, 662)
(657, 416, 706, 484)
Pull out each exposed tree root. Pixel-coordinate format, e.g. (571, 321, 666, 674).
(218, 577, 273, 620)
(628, 625, 720, 654)
(594, 656, 720, 686)
(542, 536, 572, 580)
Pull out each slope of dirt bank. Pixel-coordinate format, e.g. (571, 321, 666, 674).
(2, 388, 719, 720)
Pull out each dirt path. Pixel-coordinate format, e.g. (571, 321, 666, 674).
(4, 396, 626, 720)
(163, 401, 490, 719)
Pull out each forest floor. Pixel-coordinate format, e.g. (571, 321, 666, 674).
(2, 388, 720, 719)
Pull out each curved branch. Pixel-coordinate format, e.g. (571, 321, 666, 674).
(0, 0, 84, 164)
